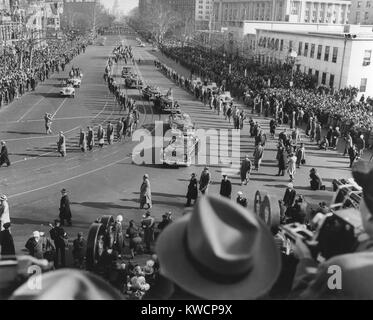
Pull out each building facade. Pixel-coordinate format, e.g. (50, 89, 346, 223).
(255, 28, 373, 96)
(195, 0, 214, 30)
(350, 0, 373, 23)
(213, 0, 351, 26)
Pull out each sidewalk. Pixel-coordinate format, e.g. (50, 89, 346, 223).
(151, 49, 373, 163)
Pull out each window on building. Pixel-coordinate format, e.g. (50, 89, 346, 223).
(321, 72, 327, 85)
(363, 50, 372, 65)
(280, 39, 284, 51)
(329, 74, 335, 88)
(315, 70, 319, 81)
(364, 11, 369, 20)
(298, 42, 303, 55)
(304, 42, 309, 57)
(317, 45, 322, 59)
(332, 47, 338, 63)
(289, 40, 293, 51)
(360, 78, 367, 92)
(356, 11, 361, 21)
(308, 68, 313, 75)
(357, 1, 362, 8)
(310, 44, 315, 58)
(367, 1, 372, 7)
(324, 46, 330, 61)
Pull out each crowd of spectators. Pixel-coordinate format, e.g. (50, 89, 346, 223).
(159, 44, 373, 147)
(0, 37, 88, 109)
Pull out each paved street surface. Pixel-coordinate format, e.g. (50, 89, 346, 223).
(0, 34, 366, 261)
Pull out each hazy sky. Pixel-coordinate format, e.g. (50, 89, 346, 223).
(99, 0, 138, 14)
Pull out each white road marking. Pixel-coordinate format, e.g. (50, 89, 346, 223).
(3, 102, 109, 142)
(51, 98, 67, 118)
(15, 87, 55, 122)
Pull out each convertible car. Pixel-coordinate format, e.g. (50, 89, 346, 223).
(60, 83, 75, 98)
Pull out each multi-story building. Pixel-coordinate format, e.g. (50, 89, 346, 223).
(255, 26, 373, 96)
(167, 0, 196, 23)
(213, 0, 351, 26)
(350, 0, 373, 23)
(195, 0, 214, 30)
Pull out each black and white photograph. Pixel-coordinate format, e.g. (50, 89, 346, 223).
(1, 0, 373, 305)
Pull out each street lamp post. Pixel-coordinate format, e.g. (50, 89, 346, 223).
(288, 49, 298, 88)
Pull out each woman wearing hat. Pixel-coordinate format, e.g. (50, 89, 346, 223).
(139, 174, 152, 209)
(0, 222, 15, 256)
(185, 173, 198, 207)
(0, 141, 11, 167)
(0, 195, 10, 231)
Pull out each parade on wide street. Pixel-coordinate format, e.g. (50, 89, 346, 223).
(1, 0, 373, 302)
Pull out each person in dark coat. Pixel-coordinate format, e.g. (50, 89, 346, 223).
(0, 141, 11, 167)
(113, 215, 124, 256)
(87, 126, 94, 151)
(276, 146, 287, 176)
(199, 167, 211, 195)
(296, 143, 306, 168)
(141, 212, 155, 253)
(219, 174, 232, 199)
(236, 191, 248, 208)
(72, 232, 86, 269)
(25, 231, 44, 259)
(348, 144, 359, 168)
(49, 220, 67, 268)
(240, 155, 252, 185)
(59, 189, 72, 226)
(283, 183, 296, 207)
(0, 222, 15, 255)
(269, 119, 277, 138)
(310, 168, 323, 190)
(186, 173, 198, 206)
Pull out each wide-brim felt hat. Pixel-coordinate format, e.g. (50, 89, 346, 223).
(156, 195, 281, 300)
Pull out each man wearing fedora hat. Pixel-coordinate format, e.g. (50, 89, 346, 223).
(219, 174, 232, 199)
(57, 132, 66, 157)
(50, 220, 68, 268)
(199, 167, 211, 195)
(155, 195, 281, 299)
(291, 161, 373, 299)
(140, 174, 152, 209)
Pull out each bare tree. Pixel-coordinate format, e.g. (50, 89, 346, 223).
(147, 4, 181, 43)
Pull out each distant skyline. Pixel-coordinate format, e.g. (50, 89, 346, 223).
(99, 0, 138, 14)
